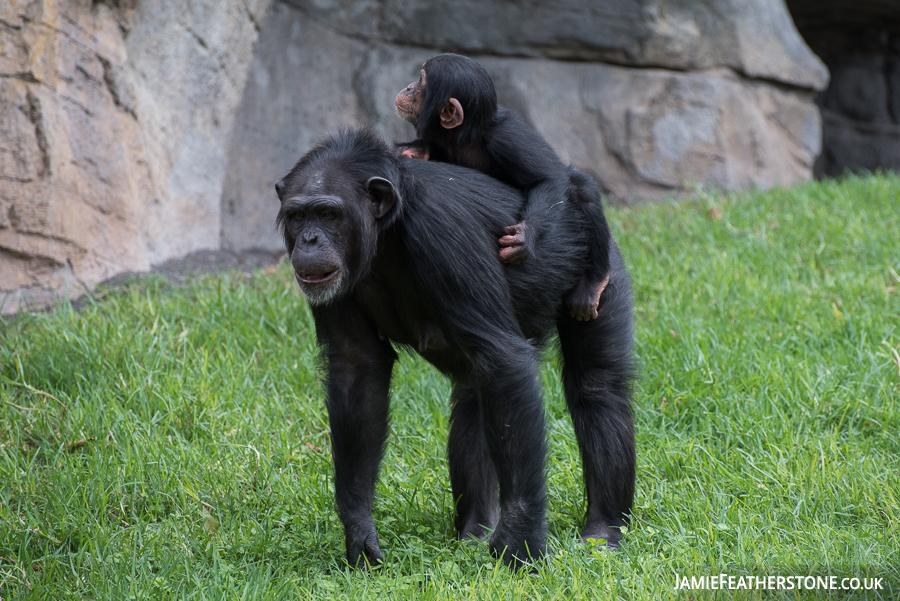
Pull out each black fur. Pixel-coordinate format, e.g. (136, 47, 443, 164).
(276, 129, 636, 570)
(398, 54, 612, 310)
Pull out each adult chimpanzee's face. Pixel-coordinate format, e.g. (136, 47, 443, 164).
(395, 68, 426, 125)
(276, 168, 397, 307)
(276, 170, 360, 306)
(280, 192, 348, 305)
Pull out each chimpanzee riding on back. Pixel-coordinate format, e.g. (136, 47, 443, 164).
(395, 53, 613, 321)
(275, 129, 636, 571)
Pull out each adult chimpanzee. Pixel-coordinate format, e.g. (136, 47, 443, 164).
(395, 53, 613, 322)
(275, 129, 635, 570)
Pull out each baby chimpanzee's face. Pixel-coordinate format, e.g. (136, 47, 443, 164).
(395, 68, 426, 125)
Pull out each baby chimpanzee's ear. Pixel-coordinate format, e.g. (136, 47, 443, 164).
(440, 99, 464, 129)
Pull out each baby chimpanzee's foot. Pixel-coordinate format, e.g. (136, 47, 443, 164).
(567, 274, 610, 321)
(498, 222, 530, 264)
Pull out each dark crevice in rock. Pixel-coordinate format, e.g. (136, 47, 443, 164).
(0, 175, 34, 184)
(92, 0, 139, 8)
(7, 205, 21, 229)
(192, 30, 210, 50)
(132, 249, 284, 287)
(25, 91, 51, 179)
(3, 228, 81, 250)
(0, 245, 64, 268)
(59, 13, 101, 50)
(0, 18, 23, 31)
(0, 72, 41, 83)
(786, 0, 900, 176)
(98, 55, 138, 119)
(242, 0, 262, 33)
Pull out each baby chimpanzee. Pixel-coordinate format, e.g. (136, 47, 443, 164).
(395, 53, 612, 320)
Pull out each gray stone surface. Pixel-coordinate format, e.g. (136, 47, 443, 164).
(283, 0, 828, 89)
(124, 0, 272, 263)
(484, 60, 821, 198)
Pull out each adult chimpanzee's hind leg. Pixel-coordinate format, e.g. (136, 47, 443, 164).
(556, 252, 636, 548)
(447, 383, 499, 543)
(472, 336, 549, 569)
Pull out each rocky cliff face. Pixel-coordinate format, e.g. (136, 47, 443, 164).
(1, 0, 270, 313)
(787, 0, 900, 177)
(1, 0, 827, 314)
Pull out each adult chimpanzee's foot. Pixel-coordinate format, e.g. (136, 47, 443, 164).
(489, 534, 546, 571)
(455, 501, 498, 545)
(456, 518, 495, 546)
(580, 522, 625, 549)
(488, 508, 547, 570)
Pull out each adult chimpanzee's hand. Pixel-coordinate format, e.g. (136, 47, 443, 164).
(345, 520, 383, 570)
(498, 222, 530, 264)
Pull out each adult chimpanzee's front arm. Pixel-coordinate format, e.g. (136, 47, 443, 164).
(312, 299, 397, 569)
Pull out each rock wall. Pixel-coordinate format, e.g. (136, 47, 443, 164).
(786, 0, 900, 177)
(222, 0, 828, 252)
(0, 0, 270, 314)
(2, 0, 828, 313)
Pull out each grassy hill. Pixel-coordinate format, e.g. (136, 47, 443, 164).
(2, 175, 898, 600)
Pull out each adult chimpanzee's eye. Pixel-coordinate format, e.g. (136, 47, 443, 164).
(322, 211, 336, 220)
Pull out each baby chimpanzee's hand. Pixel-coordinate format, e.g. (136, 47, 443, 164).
(400, 147, 429, 160)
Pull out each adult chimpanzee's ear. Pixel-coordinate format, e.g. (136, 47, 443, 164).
(275, 180, 286, 200)
(440, 98, 464, 129)
(365, 176, 398, 219)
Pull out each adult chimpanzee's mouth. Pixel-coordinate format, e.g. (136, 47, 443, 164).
(296, 269, 339, 285)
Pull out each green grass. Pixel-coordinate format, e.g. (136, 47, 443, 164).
(1, 174, 898, 600)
